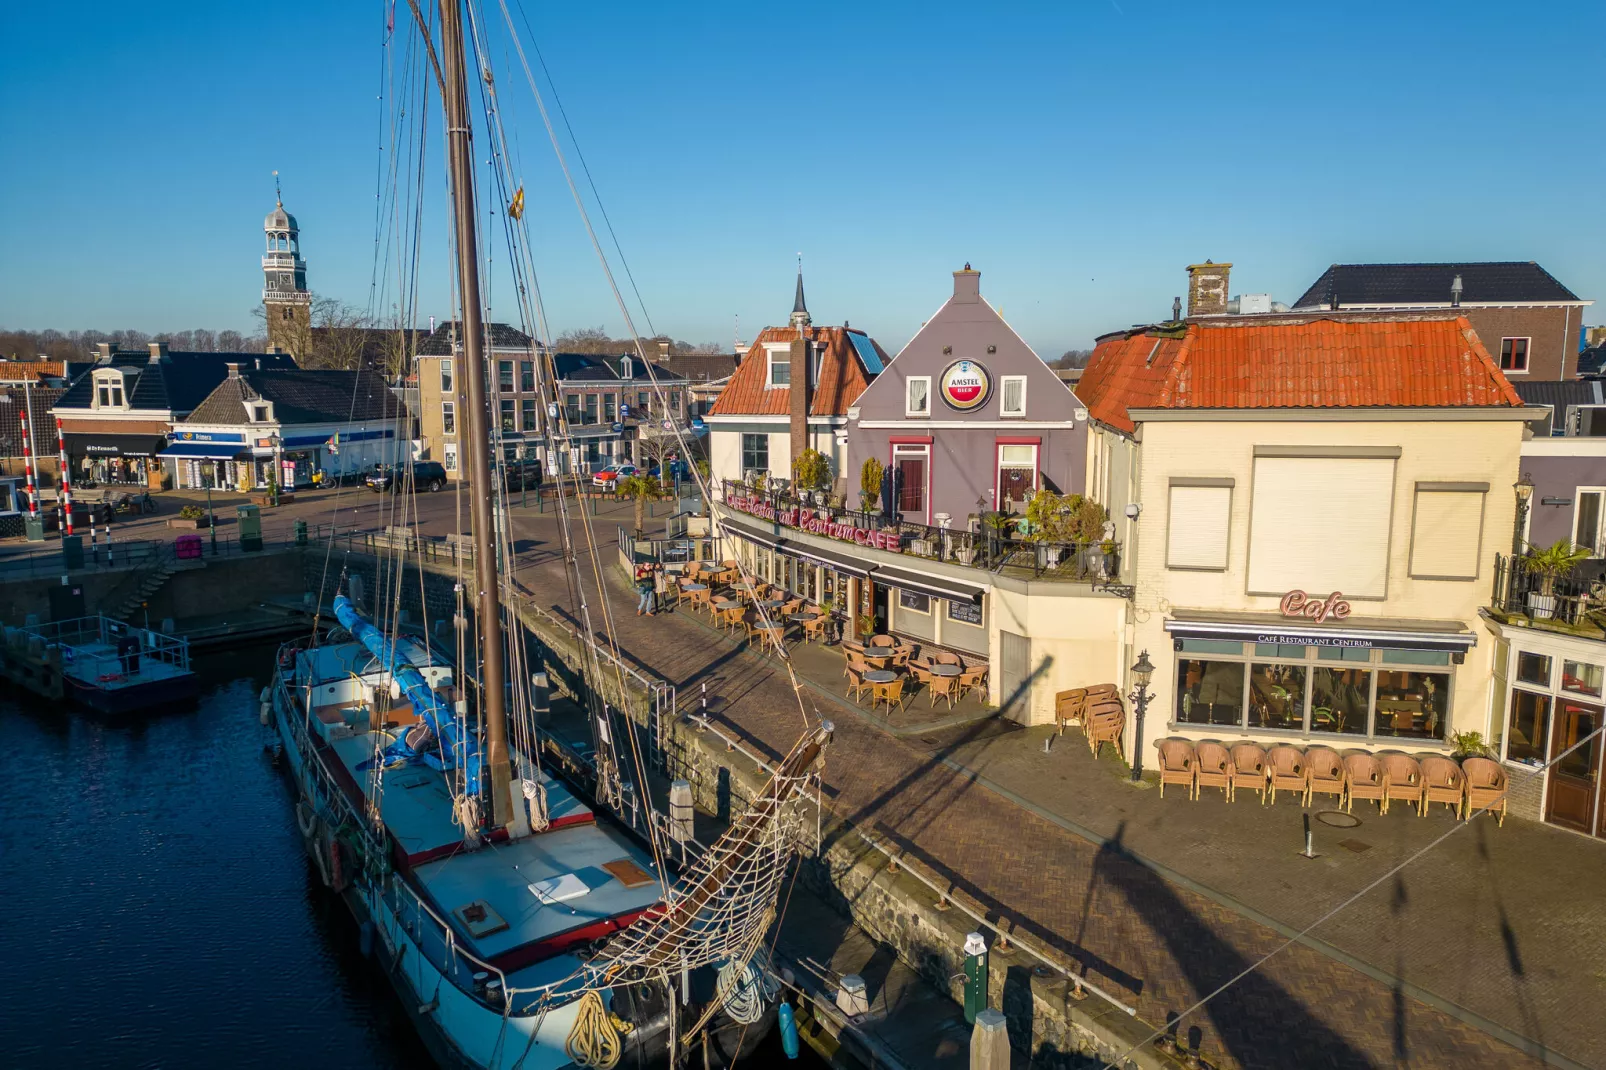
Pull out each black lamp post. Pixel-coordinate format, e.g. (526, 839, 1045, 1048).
(1512, 472, 1534, 558)
(204, 460, 218, 555)
(1128, 649, 1155, 783)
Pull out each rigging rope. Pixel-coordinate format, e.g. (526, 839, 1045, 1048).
(564, 989, 623, 1069)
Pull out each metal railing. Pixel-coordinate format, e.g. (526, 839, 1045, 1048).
(1491, 552, 1603, 628)
(23, 614, 191, 673)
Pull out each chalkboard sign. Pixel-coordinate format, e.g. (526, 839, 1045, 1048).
(898, 590, 930, 614)
(947, 599, 982, 626)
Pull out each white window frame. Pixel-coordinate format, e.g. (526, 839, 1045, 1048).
(995, 442, 1039, 507)
(764, 343, 791, 388)
(92, 371, 125, 410)
(441, 400, 456, 437)
(1500, 336, 1531, 375)
(1000, 375, 1027, 417)
(442, 441, 459, 471)
(891, 442, 932, 524)
(905, 376, 931, 417)
(440, 358, 453, 393)
(1574, 486, 1606, 556)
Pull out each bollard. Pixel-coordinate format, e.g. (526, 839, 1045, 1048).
(962, 932, 988, 1024)
(835, 974, 869, 1018)
(668, 780, 694, 848)
(969, 1008, 1009, 1070)
(701, 680, 708, 713)
(1300, 812, 1319, 859)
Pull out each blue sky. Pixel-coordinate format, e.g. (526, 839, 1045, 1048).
(2, 1, 1601, 357)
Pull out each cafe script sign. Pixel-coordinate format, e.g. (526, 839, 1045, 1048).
(1279, 589, 1351, 622)
(726, 495, 902, 552)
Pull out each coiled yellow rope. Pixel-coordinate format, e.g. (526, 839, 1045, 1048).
(565, 989, 623, 1069)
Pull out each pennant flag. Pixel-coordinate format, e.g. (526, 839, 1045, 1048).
(509, 186, 525, 220)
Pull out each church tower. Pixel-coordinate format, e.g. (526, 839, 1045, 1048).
(262, 178, 311, 354)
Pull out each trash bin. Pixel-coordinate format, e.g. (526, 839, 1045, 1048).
(24, 516, 45, 542)
(292, 519, 308, 546)
(237, 503, 263, 552)
(174, 534, 203, 560)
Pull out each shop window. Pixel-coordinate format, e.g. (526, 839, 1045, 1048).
(1506, 689, 1551, 765)
(741, 434, 769, 477)
(440, 359, 453, 393)
(520, 361, 535, 392)
(1317, 646, 1371, 663)
(1374, 668, 1451, 740)
(1254, 643, 1308, 659)
(906, 376, 930, 417)
(1310, 666, 1369, 735)
(443, 442, 458, 471)
(500, 400, 516, 432)
(1177, 659, 1244, 726)
(1499, 337, 1529, 373)
(521, 399, 537, 432)
(1517, 651, 1551, 687)
(1250, 662, 1307, 731)
(1167, 482, 1232, 570)
(1563, 660, 1603, 697)
(898, 590, 931, 615)
(1000, 376, 1027, 417)
(441, 401, 456, 436)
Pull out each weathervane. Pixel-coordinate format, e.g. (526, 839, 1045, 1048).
(273, 170, 282, 207)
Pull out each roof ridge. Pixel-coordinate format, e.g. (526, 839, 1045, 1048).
(1456, 317, 1524, 407)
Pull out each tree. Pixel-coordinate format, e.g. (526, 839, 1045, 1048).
(1051, 349, 1094, 369)
(616, 473, 658, 535)
(791, 447, 831, 495)
(859, 457, 884, 514)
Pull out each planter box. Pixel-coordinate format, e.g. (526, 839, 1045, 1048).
(166, 517, 211, 530)
(1527, 592, 1557, 620)
(250, 493, 293, 507)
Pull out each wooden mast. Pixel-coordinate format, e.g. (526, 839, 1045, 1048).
(438, 0, 513, 828)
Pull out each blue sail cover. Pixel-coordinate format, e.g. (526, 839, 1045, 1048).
(334, 594, 482, 794)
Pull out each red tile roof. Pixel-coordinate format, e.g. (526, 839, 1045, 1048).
(1075, 314, 1523, 434)
(709, 326, 885, 417)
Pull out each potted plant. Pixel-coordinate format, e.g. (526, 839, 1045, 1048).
(792, 448, 831, 501)
(856, 612, 877, 639)
(1523, 539, 1590, 620)
(167, 504, 211, 530)
(1451, 731, 1490, 759)
(859, 457, 884, 519)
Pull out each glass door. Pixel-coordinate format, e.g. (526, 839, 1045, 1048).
(1546, 700, 1603, 835)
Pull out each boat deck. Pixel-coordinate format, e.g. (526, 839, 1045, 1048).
(62, 641, 193, 691)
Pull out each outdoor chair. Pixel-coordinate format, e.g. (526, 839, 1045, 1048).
(1419, 756, 1466, 818)
(1087, 682, 1119, 698)
(1087, 710, 1125, 761)
(1155, 738, 1198, 800)
(1305, 747, 1347, 807)
(1461, 757, 1509, 826)
(928, 673, 960, 709)
(1266, 745, 1308, 805)
(1229, 743, 1269, 804)
(845, 666, 870, 704)
(958, 664, 987, 701)
(1342, 753, 1388, 814)
(1055, 689, 1088, 734)
(801, 616, 829, 644)
(1194, 740, 1233, 801)
(780, 598, 805, 617)
(688, 588, 712, 614)
(718, 604, 746, 634)
(872, 675, 908, 713)
(869, 634, 896, 649)
(934, 651, 961, 666)
(910, 661, 935, 689)
(1380, 753, 1425, 816)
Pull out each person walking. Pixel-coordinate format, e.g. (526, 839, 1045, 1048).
(634, 561, 658, 616)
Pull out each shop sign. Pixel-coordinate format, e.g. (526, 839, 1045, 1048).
(84, 444, 122, 454)
(176, 431, 245, 443)
(1280, 589, 1351, 623)
(726, 494, 901, 552)
(1254, 632, 1372, 649)
(938, 359, 991, 412)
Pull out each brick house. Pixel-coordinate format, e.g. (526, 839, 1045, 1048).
(1292, 262, 1592, 381)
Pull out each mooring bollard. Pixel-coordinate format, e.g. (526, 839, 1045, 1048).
(962, 932, 988, 1024)
(835, 974, 869, 1017)
(1300, 812, 1318, 858)
(970, 1008, 1009, 1070)
(668, 779, 694, 848)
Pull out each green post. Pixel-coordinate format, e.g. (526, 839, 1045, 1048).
(962, 932, 988, 1025)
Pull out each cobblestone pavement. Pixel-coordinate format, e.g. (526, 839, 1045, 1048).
(502, 503, 1547, 1070)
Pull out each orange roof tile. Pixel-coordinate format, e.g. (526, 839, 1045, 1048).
(1075, 314, 1522, 434)
(710, 326, 885, 417)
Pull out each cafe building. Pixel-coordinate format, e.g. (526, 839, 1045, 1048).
(843, 265, 1089, 523)
(52, 344, 296, 489)
(1077, 301, 1532, 763)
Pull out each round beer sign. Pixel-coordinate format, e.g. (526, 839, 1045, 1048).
(939, 359, 991, 412)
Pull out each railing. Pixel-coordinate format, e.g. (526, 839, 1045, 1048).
(615, 525, 712, 567)
(22, 614, 191, 673)
(1491, 552, 1602, 628)
(715, 479, 1120, 581)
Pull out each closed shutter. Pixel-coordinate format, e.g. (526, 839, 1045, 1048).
(1409, 486, 1486, 580)
(1167, 484, 1231, 570)
(1247, 455, 1395, 598)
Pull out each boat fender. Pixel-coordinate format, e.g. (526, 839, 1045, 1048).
(359, 921, 375, 959)
(278, 647, 295, 670)
(259, 700, 271, 726)
(295, 800, 319, 839)
(778, 1001, 799, 1060)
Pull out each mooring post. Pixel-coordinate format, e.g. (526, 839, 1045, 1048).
(962, 932, 988, 1024)
(835, 974, 869, 1018)
(970, 1008, 1009, 1070)
(668, 779, 694, 854)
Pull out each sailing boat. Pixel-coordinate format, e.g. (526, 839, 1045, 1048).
(269, 3, 829, 1067)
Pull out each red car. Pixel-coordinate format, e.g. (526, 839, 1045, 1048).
(591, 463, 640, 488)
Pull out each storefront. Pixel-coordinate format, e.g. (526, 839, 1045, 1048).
(160, 434, 254, 490)
(1489, 627, 1606, 837)
(62, 434, 168, 489)
(878, 564, 988, 657)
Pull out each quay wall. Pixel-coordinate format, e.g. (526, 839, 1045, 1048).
(0, 550, 307, 626)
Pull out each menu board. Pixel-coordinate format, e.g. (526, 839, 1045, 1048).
(947, 599, 982, 626)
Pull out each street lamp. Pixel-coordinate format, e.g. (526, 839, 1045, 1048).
(1128, 650, 1155, 783)
(1512, 473, 1534, 558)
(205, 460, 218, 554)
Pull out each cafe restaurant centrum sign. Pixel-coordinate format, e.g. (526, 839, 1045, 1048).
(726, 495, 902, 552)
(939, 359, 991, 412)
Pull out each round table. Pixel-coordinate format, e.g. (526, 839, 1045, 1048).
(864, 669, 896, 684)
(683, 583, 708, 593)
(929, 663, 961, 677)
(758, 599, 785, 610)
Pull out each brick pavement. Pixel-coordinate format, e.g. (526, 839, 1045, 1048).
(506, 505, 1542, 1070)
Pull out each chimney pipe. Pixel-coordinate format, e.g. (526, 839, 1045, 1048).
(1171, 296, 1182, 322)
(953, 264, 981, 304)
(1450, 274, 1463, 308)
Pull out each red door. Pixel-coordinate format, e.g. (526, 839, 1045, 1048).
(1546, 701, 1604, 836)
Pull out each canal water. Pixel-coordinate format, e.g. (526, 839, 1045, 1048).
(0, 643, 816, 1069)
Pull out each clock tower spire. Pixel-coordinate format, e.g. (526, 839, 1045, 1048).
(262, 172, 311, 354)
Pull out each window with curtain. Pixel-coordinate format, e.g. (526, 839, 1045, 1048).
(997, 443, 1037, 505)
(440, 359, 452, 393)
(1000, 376, 1026, 417)
(441, 401, 456, 435)
(906, 377, 930, 416)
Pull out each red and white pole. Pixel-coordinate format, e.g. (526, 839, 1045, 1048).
(19, 405, 38, 518)
(55, 416, 72, 536)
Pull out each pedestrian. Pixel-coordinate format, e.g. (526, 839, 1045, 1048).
(634, 561, 657, 616)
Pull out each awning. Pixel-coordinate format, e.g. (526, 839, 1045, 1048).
(719, 515, 785, 551)
(63, 433, 166, 457)
(780, 538, 871, 578)
(1164, 610, 1476, 653)
(871, 564, 985, 605)
(157, 442, 247, 460)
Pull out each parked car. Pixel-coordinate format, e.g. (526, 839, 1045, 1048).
(367, 461, 448, 493)
(591, 463, 640, 488)
(647, 459, 691, 482)
(500, 458, 543, 491)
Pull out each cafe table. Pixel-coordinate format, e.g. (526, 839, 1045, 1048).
(929, 663, 961, 678)
(863, 669, 896, 685)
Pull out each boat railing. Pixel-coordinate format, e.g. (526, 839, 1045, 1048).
(22, 614, 191, 673)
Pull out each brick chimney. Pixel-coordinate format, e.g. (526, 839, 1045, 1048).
(789, 333, 811, 469)
(1186, 261, 1231, 316)
(953, 263, 981, 303)
(96, 342, 114, 359)
(147, 341, 169, 364)
(226, 362, 242, 379)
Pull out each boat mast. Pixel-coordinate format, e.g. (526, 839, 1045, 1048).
(438, 0, 513, 829)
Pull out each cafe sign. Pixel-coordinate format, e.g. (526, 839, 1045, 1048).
(939, 359, 991, 412)
(1279, 589, 1351, 623)
(726, 494, 902, 552)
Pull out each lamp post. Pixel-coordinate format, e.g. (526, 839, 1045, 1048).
(204, 460, 218, 554)
(1128, 650, 1155, 783)
(1512, 473, 1534, 559)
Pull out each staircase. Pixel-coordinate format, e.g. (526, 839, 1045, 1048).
(106, 552, 205, 621)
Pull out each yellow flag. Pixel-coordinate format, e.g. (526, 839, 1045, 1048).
(509, 187, 525, 221)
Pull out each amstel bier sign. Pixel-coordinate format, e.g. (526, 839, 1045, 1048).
(939, 359, 991, 412)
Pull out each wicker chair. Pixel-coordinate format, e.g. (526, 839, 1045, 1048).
(909, 660, 935, 689)
(934, 650, 962, 666)
(801, 616, 829, 644)
(873, 676, 907, 714)
(1380, 753, 1426, 816)
(868, 634, 896, 649)
(1266, 745, 1308, 805)
(958, 665, 988, 701)
(1420, 756, 1466, 818)
(1056, 689, 1088, 734)
(1087, 709, 1125, 760)
(1343, 753, 1388, 814)
(845, 666, 870, 704)
(1155, 739, 1197, 799)
(1194, 741, 1233, 801)
(928, 673, 960, 709)
(1461, 757, 1509, 826)
(1306, 747, 1347, 807)
(1229, 743, 1269, 805)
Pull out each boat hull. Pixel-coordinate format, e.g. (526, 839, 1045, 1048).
(67, 671, 199, 715)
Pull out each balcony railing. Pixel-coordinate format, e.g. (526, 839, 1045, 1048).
(1490, 552, 1604, 629)
(715, 478, 1122, 583)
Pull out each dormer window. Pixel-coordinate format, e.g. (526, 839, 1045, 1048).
(253, 405, 268, 422)
(245, 401, 273, 423)
(92, 371, 125, 410)
(765, 343, 791, 388)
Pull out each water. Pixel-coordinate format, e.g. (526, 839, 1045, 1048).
(0, 644, 818, 1069)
